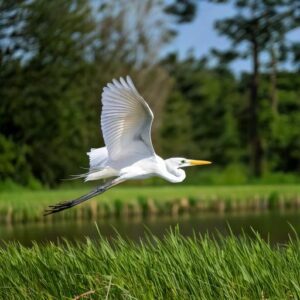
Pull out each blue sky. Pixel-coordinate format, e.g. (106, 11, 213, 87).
(165, 1, 300, 73)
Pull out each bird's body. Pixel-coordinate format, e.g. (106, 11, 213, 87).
(86, 149, 185, 183)
(45, 76, 211, 215)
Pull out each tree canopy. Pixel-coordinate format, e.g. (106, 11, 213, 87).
(0, 0, 299, 187)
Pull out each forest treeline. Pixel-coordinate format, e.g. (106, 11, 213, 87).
(1, 0, 300, 187)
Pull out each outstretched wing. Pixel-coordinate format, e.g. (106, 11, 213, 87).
(101, 76, 155, 162)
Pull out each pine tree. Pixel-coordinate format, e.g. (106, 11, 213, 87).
(212, 0, 300, 176)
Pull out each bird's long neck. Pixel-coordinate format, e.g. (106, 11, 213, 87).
(164, 159, 186, 183)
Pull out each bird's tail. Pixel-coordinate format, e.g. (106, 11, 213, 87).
(84, 167, 118, 182)
(44, 177, 124, 215)
(65, 167, 118, 182)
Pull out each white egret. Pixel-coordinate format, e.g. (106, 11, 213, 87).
(45, 76, 211, 215)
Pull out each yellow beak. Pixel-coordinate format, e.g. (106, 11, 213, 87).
(188, 160, 212, 166)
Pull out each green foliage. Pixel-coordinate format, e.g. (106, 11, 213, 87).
(199, 164, 249, 185)
(211, 0, 300, 176)
(0, 0, 95, 186)
(252, 172, 300, 185)
(0, 0, 300, 187)
(161, 55, 300, 179)
(0, 135, 17, 178)
(268, 73, 300, 172)
(1, 231, 300, 299)
(162, 55, 244, 165)
(161, 90, 193, 156)
(164, 0, 197, 23)
(0, 0, 173, 186)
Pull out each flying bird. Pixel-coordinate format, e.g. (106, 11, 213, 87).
(45, 76, 211, 215)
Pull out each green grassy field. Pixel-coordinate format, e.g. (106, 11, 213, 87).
(1, 185, 300, 223)
(0, 230, 299, 299)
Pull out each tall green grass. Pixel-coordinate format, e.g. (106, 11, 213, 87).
(1, 185, 300, 223)
(0, 230, 300, 299)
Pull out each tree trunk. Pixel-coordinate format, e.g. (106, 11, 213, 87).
(270, 47, 278, 114)
(249, 37, 263, 177)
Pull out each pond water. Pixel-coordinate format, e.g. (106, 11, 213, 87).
(1, 210, 300, 246)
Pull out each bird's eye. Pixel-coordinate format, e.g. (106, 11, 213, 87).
(181, 160, 185, 164)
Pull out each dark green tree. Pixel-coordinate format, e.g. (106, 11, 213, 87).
(165, 0, 197, 23)
(0, 0, 96, 185)
(161, 89, 193, 157)
(162, 54, 242, 165)
(211, 0, 300, 176)
(0, 0, 175, 186)
(261, 71, 300, 173)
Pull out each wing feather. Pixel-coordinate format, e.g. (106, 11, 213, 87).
(101, 76, 155, 162)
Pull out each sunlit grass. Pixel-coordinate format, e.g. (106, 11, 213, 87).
(0, 185, 300, 223)
(0, 229, 300, 299)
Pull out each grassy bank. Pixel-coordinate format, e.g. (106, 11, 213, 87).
(1, 185, 300, 224)
(0, 230, 300, 299)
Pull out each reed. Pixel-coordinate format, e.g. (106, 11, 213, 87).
(0, 229, 299, 299)
(0, 185, 300, 224)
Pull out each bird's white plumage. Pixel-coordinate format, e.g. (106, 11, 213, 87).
(101, 76, 155, 163)
(45, 75, 211, 215)
(87, 147, 108, 170)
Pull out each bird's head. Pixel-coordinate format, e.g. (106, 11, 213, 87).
(167, 157, 212, 169)
(164, 157, 212, 183)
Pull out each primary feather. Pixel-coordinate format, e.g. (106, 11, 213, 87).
(101, 76, 155, 163)
(84, 76, 155, 182)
